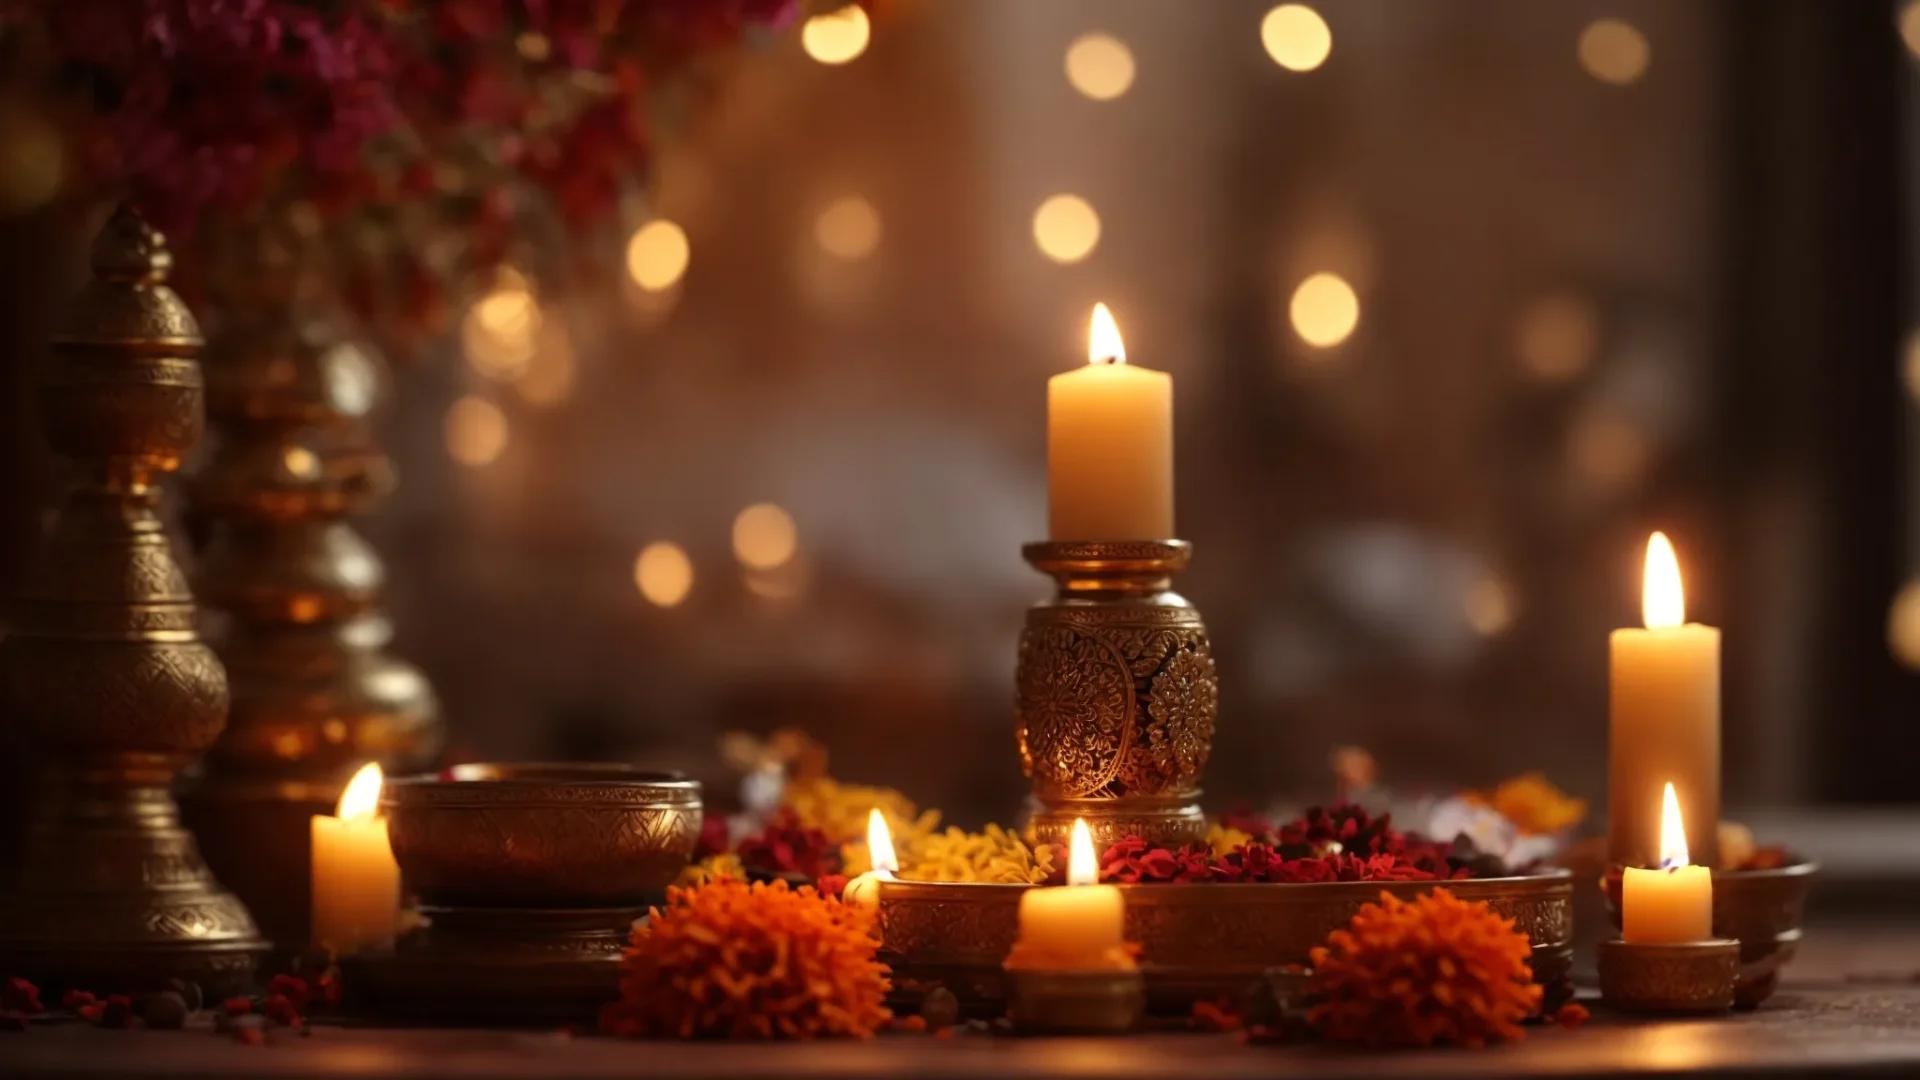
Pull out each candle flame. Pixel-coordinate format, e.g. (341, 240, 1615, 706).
(1068, 818, 1099, 886)
(1658, 782, 1690, 869)
(867, 808, 898, 877)
(1088, 303, 1126, 366)
(338, 762, 384, 821)
(1642, 531, 1685, 630)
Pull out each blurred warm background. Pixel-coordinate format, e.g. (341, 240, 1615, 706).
(3, 0, 1918, 835)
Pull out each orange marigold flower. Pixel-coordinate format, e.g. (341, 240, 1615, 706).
(1467, 771, 1587, 836)
(599, 879, 892, 1040)
(1308, 888, 1542, 1049)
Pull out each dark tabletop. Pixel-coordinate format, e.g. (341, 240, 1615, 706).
(7, 925, 1920, 1079)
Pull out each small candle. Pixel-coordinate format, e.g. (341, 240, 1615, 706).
(1622, 783, 1714, 944)
(1006, 819, 1132, 971)
(1047, 303, 1174, 541)
(311, 762, 401, 954)
(1609, 532, 1721, 868)
(842, 808, 896, 911)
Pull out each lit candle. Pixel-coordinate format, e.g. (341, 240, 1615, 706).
(1047, 303, 1173, 540)
(1005, 819, 1133, 971)
(1622, 783, 1714, 943)
(1608, 532, 1720, 868)
(311, 763, 401, 954)
(842, 808, 896, 910)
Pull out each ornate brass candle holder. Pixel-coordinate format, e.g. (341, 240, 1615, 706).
(344, 764, 701, 1024)
(1006, 969, 1145, 1035)
(0, 207, 267, 994)
(181, 247, 442, 952)
(1601, 861, 1817, 1008)
(1015, 541, 1216, 852)
(1597, 938, 1739, 1014)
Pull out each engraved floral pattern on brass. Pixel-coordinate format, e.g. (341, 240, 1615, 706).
(182, 246, 443, 948)
(872, 872, 1572, 1015)
(1597, 938, 1739, 1014)
(384, 763, 703, 908)
(0, 207, 266, 994)
(1016, 540, 1216, 851)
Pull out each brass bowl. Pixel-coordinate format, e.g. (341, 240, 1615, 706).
(383, 763, 702, 909)
(877, 871, 1573, 1015)
(1601, 860, 1818, 1008)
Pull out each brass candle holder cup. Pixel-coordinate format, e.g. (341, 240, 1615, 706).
(1597, 938, 1740, 1014)
(1006, 969, 1146, 1035)
(1601, 861, 1817, 1008)
(342, 763, 702, 1024)
(876, 872, 1573, 1017)
(1016, 541, 1217, 853)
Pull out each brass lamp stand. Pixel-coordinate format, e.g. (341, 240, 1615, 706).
(1015, 541, 1218, 852)
(181, 244, 442, 951)
(0, 207, 266, 994)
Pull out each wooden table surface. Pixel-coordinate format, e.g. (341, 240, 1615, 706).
(6, 925, 1920, 1080)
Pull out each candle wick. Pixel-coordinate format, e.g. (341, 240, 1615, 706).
(1093, 353, 1122, 365)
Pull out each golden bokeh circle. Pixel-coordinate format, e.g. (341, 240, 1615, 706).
(627, 220, 691, 292)
(1288, 272, 1360, 348)
(635, 542, 695, 608)
(1065, 33, 1136, 101)
(733, 503, 798, 571)
(1032, 194, 1102, 264)
(1578, 18, 1650, 86)
(1261, 5, 1332, 72)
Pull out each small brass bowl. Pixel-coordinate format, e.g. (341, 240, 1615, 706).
(1601, 860, 1817, 1008)
(383, 763, 702, 908)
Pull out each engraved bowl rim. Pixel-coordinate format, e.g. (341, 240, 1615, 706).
(387, 761, 698, 790)
(382, 762, 702, 808)
(878, 867, 1571, 898)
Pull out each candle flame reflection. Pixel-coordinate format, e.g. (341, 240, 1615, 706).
(867, 808, 898, 877)
(338, 762, 384, 821)
(1068, 818, 1098, 886)
(1088, 303, 1126, 366)
(1642, 531, 1685, 630)
(1658, 781, 1690, 869)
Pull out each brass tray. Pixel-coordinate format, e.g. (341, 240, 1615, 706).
(878, 870, 1574, 1015)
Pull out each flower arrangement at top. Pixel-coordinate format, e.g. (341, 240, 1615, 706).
(2, 0, 832, 351)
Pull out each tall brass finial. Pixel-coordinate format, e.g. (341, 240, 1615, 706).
(0, 205, 267, 993)
(182, 225, 443, 949)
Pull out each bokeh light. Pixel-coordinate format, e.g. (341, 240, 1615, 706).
(1567, 409, 1648, 491)
(1890, 579, 1920, 668)
(733, 503, 798, 571)
(444, 396, 508, 467)
(1465, 577, 1517, 637)
(517, 322, 576, 407)
(1288, 272, 1360, 348)
(1903, 2, 1920, 59)
(281, 446, 321, 480)
(1032, 194, 1102, 264)
(1578, 18, 1650, 86)
(1515, 293, 1601, 382)
(1902, 330, 1920, 404)
(1261, 5, 1332, 72)
(635, 542, 694, 608)
(626, 219, 690, 292)
(1065, 33, 1136, 101)
(0, 106, 64, 216)
(462, 284, 541, 382)
(814, 196, 882, 260)
(802, 5, 871, 65)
